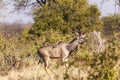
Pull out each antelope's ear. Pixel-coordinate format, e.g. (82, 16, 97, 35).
(80, 34, 86, 38)
(70, 29, 78, 35)
(75, 32, 79, 37)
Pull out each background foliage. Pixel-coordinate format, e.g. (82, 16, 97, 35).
(28, 0, 103, 39)
(0, 0, 119, 80)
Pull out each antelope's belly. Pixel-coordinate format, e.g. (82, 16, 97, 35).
(49, 49, 60, 57)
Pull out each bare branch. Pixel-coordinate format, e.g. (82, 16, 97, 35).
(12, 0, 47, 11)
(36, 0, 42, 6)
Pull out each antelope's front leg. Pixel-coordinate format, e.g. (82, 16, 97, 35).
(60, 52, 69, 62)
(61, 57, 69, 72)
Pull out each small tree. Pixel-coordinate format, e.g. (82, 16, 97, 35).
(87, 35, 120, 80)
(28, 0, 103, 39)
(102, 14, 120, 36)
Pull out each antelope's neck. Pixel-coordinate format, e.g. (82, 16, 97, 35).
(67, 38, 79, 52)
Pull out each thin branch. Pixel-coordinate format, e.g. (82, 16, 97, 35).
(36, 0, 42, 6)
(100, 0, 106, 10)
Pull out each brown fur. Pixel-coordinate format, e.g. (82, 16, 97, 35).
(37, 33, 86, 68)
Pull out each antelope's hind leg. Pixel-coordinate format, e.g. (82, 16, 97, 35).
(44, 57, 53, 79)
(61, 57, 69, 73)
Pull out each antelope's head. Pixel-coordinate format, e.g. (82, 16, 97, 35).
(70, 28, 86, 44)
(76, 32, 86, 44)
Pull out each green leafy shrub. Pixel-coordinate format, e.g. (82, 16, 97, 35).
(102, 14, 120, 39)
(28, 0, 103, 39)
(87, 38, 119, 80)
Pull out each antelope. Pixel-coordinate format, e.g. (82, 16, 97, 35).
(37, 32, 86, 68)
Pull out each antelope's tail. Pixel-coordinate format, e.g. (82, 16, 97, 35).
(37, 49, 44, 64)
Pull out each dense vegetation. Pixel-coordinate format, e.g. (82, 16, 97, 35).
(28, 0, 103, 40)
(0, 0, 120, 80)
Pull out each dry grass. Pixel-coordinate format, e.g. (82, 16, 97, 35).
(0, 59, 89, 80)
(0, 64, 52, 80)
(0, 30, 119, 80)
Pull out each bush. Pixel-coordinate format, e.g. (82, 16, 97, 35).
(28, 0, 103, 39)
